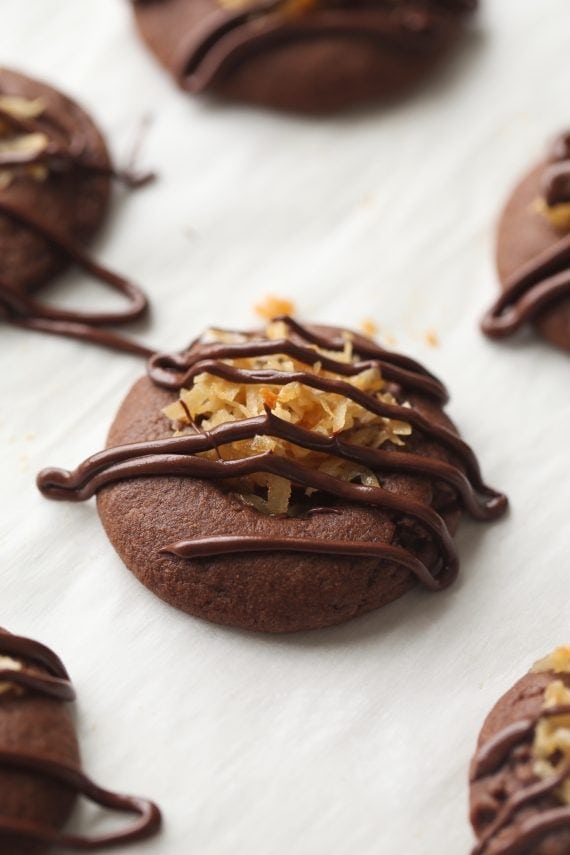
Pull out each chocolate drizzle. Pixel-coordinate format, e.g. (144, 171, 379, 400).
(37, 317, 507, 592)
(543, 132, 570, 207)
(0, 629, 162, 850)
(482, 132, 570, 343)
(0, 630, 75, 703)
(133, 0, 476, 94)
(470, 700, 570, 855)
(0, 77, 155, 357)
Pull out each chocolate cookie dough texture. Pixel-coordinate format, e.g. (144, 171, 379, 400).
(0, 628, 161, 854)
(470, 648, 570, 855)
(131, 0, 478, 113)
(482, 131, 570, 352)
(38, 318, 507, 633)
(0, 68, 153, 356)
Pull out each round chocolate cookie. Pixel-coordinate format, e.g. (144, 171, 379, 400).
(0, 630, 79, 855)
(482, 132, 570, 352)
(469, 648, 570, 855)
(0, 628, 161, 852)
(131, 0, 478, 114)
(38, 318, 507, 633)
(0, 68, 152, 356)
(0, 67, 111, 293)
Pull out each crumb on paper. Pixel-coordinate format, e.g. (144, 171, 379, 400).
(360, 318, 379, 337)
(383, 333, 397, 347)
(254, 295, 296, 321)
(424, 329, 440, 348)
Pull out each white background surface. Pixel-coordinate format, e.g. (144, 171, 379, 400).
(1, 1, 569, 852)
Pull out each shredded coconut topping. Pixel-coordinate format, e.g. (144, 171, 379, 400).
(533, 680, 570, 806)
(162, 320, 412, 515)
(0, 94, 49, 190)
(532, 647, 570, 675)
(536, 197, 570, 232)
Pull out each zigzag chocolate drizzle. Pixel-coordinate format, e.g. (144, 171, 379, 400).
(482, 132, 570, 342)
(132, 0, 476, 93)
(0, 80, 154, 357)
(37, 318, 507, 592)
(0, 630, 161, 850)
(470, 703, 570, 855)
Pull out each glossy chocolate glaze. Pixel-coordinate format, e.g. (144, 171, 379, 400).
(38, 318, 507, 592)
(470, 700, 570, 855)
(0, 630, 161, 849)
(482, 132, 570, 341)
(0, 78, 154, 357)
(132, 0, 477, 93)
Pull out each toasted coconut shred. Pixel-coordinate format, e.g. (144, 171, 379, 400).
(0, 95, 49, 190)
(162, 320, 412, 516)
(533, 680, 570, 806)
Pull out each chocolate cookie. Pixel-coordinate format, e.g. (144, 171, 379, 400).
(38, 318, 507, 633)
(469, 647, 570, 855)
(0, 628, 161, 854)
(0, 68, 153, 357)
(131, 0, 478, 114)
(482, 131, 570, 352)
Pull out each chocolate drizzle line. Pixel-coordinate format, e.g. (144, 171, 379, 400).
(37, 318, 507, 592)
(0, 631, 75, 703)
(481, 235, 570, 341)
(543, 131, 570, 207)
(470, 701, 570, 855)
(0, 752, 162, 850)
(482, 131, 570, 342)
(0, 84, 154, 357)
(132, 0, 476, 94)
(0, 630, 161, 850)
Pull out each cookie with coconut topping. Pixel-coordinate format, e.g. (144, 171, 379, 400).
(469, 647, 570, 855)
(0, 67, 154, 358)
(37, 318, 506, 633)
(130, 0, 478, 114)
(0, 627, 161, 854)
(482, 131, 570, 352)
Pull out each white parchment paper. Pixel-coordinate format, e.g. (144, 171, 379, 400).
(1, 1, 569, 852)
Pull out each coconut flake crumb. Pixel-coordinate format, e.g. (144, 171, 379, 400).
(254, 295, 296, 322)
